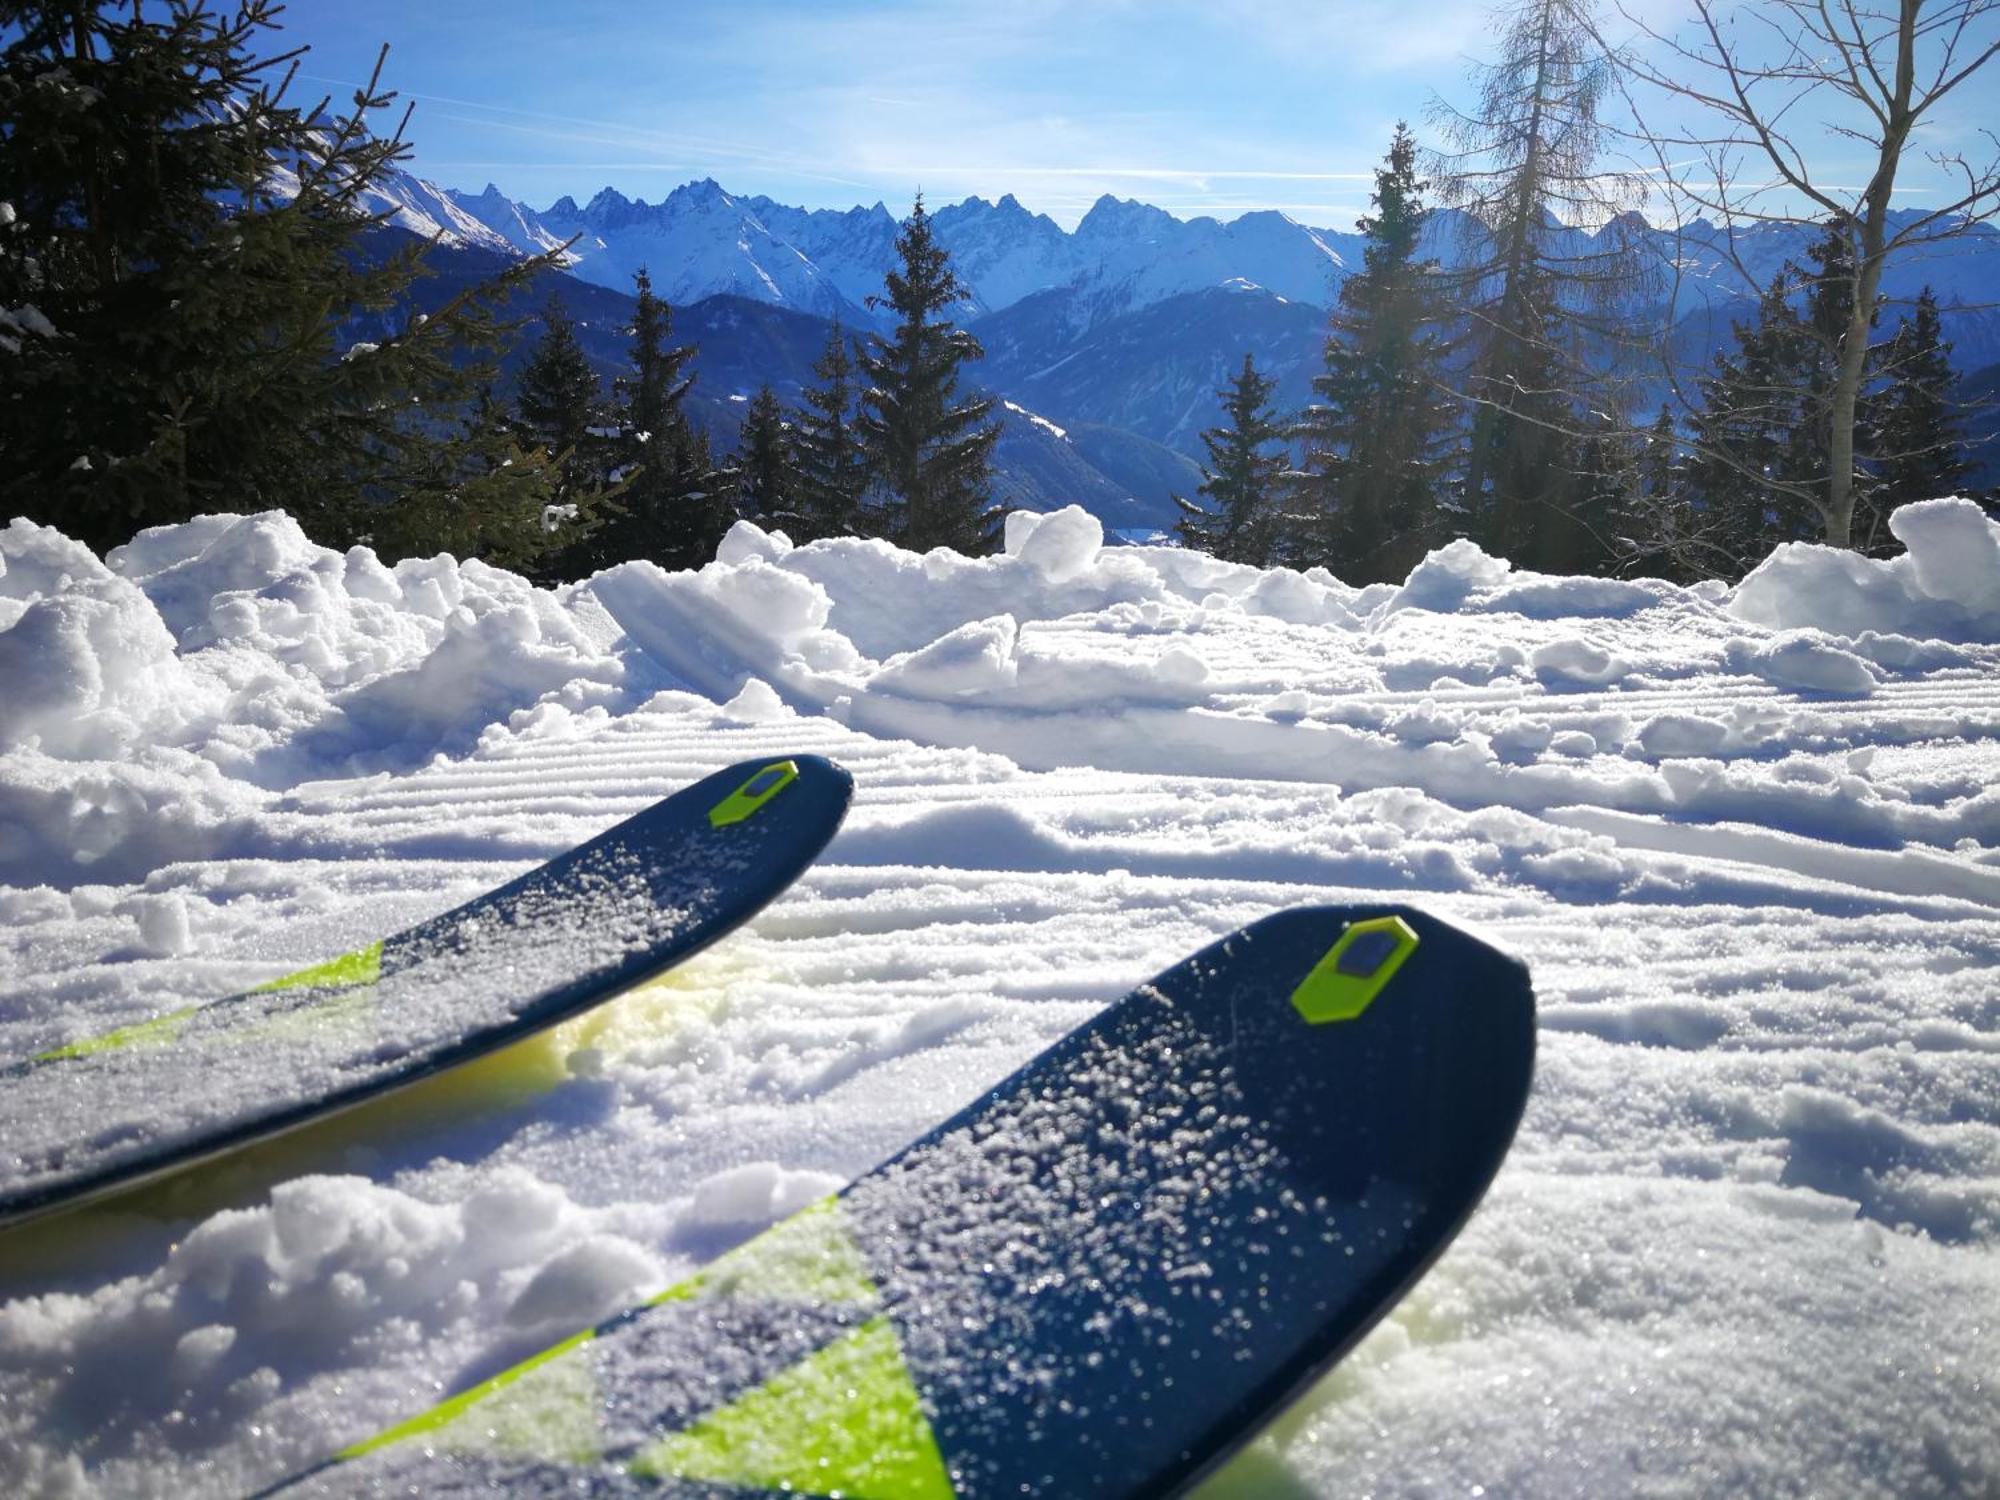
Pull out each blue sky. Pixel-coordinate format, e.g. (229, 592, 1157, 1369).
(266, 0, 1997, 230)
(267, 0, 1512, 227)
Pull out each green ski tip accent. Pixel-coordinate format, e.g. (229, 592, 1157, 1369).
(1289, 915, 1420, 1024)
(33, 1005, 200, 1062)
(29, 939, 383, 1068)
(669, 1197, 882, 1309)
(252, 940, 384, 994)
(339, 1326, 599, 1462)
(708, 760, 799, 828)
(633, 1316, 955, 1499)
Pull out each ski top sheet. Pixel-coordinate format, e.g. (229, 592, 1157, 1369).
(0, 754, 853, 1231)
(276, 903, 1535, 1500)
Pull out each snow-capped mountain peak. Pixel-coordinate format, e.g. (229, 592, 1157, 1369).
(446, 182, 581, 264)
(347, 164, 2000, 350)
(1075, 194, 1181, 243)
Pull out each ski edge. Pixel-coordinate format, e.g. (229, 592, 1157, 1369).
(0, 754, 854, 1234)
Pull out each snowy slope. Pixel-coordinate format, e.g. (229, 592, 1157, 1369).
(275, 162, 525, 261)
(1, 503, 1998, 1497)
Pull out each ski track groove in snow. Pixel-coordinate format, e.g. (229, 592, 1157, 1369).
(0, 503, 1997, 1497)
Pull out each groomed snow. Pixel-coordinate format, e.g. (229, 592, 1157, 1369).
(1, 501, 1996, 1497)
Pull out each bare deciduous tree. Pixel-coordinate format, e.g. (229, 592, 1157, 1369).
(1614, 0, 2000, 548)
(1429, 0, 1657, 574)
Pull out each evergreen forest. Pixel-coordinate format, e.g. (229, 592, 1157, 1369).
(4, 0, 1992, 586)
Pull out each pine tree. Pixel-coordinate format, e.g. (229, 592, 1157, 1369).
(1175, 354, 1286, 565)
(1288, 125, 1455, 583)
(787, 321, 870, 540)
(1870, 288, 1968, 548)
(513, 295, 610, 504)
(0, 2, 570, 561)
(1431, 0, 1647, 569)
(857, 195, 1002, 554)
(734, 384, 793, 520)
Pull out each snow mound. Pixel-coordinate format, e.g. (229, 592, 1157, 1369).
(0, 513, 640, 879)
(1732, 497, 2000, 642)
(4, 497, 1993, 893)
(0, 520, 217, 756)
(1387, 537, 1513, 613)
(1730, 632, 1878, 697)
(1005, 504, 1102, 581)
(1530, 637, 1632, 689)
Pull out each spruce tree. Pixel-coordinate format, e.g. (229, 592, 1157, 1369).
(788, 322, 870, 540)
(857, 195, 1002, 554)
(590, 268, 731, 569)
(1870, 288, 1968, 545)
(1684, 222, 1894, 574)
(734, 384, 793, 521)
(1684, 271, 1820, 571)
(1289, 125, 1454, 583)
(1176, 355, 1286, 565)
(372, 389, 597, 581)
(0, 1, 568, 560)
(514, 295, 610, 504)
(1563, 410, 1640, 575)
(1616, 407, 1710, 581)
(678, 422, 737, 561)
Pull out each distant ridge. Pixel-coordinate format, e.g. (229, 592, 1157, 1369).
(344, 162, 2000, 358)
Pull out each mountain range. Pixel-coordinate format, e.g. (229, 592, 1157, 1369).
(354, 167, 2000, 532)
(371, 170, 2000, 337)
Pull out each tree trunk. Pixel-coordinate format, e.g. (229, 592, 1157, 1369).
(1821, 0, 1917, 548)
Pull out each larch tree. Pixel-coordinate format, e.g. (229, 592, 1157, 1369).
(1175, 353, 1286, 566)
(857, 195, 1002, 555)
(1431, 0, 1650, 572)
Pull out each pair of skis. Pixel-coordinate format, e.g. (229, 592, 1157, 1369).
(1, 755, 1536, 1499)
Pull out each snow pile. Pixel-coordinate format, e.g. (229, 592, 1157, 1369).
(8, 500, 2000, 888)
(2, 510, 630, 779)
(1733, 496, 2000, 642)
(1, 498, 1997, 1497)
(0, 520, 218, 757)
(0, 1169, 667, 1488)
(0, 512, 637, 883)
